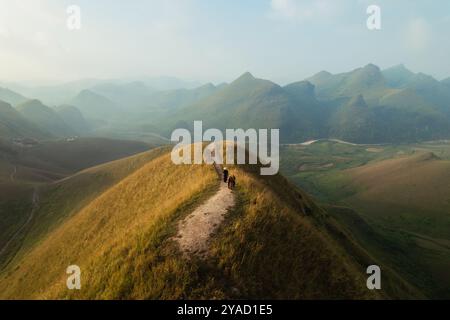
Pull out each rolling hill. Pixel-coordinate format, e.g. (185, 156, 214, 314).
(0, 137, 153, 268)
(283, 145, 450, 299)
(0, 145, 419, 299)
(16, 100, 76, 137)
(340, 152, 450, 298)
(281, 141, 450, 298)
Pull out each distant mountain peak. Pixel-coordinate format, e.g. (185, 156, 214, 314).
(308, 70, 332, 83)
(365, 63, 382, 71)
(236, 72, 255, 81)
(199, 82, 216, 90)
(18, 99, 48, 110)
(26, 98, 44, 105)
(284, 81, 316, 101)
(317, 70, 332, 76)
(392, 64, 409, 71)
(310, 70, 333, 80)
(383, 64, 415, 75)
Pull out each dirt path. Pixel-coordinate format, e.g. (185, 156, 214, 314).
(175, 162, 235, 259)
(0, 187, 39, 258)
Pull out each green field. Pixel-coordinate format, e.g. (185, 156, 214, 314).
(281, 140, 450, 298)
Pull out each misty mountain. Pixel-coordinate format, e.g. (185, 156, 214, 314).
(2, 64, 450, 145)
(157, 65, 450, 144)
(382, 64, 416, 88)
(90, 82, 155, 110)
(147, 83, 220, 112)
(2, 79, 110, 106)
(70, 90, 121, 120)
(90, 81, 220, 114)
(307, 64, 391, 104)
(55, 105, 91, 134)
(0, 87, 29, 106)
(442, 78, 450, 87)
(136, 76, 201, 91)
(0, 100, 50, 139)
(16, 100, 77, 137)
(161, 72, 323, 142)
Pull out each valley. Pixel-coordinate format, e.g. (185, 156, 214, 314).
(0, 62, 450, 300)
(280, 140, 450, 298)
(0, 137, 152, 268)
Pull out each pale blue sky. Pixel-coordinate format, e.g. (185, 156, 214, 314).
(0, 0, 449, 84)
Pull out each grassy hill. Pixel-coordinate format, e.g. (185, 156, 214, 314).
(280, 142, 450, 298)
(340, 152, 450, 298)
(16, 100, 76, 137)
(0, 145, 416, 299)
(0, 138, 154, 269)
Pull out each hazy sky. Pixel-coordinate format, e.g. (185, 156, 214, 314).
(1, 0, 449, 84)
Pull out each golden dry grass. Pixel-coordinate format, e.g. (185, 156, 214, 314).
(0, 151, 217, 299)
(0, 144, 385, 299)
(209, 163, 377, 299)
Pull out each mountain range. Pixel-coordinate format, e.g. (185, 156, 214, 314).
(1, 63, 450, 144)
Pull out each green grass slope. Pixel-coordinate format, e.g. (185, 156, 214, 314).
(0, 147, 170, 269)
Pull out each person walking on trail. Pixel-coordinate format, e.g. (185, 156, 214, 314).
(223, 167, 229, 183)
(228, 175, 236, 190)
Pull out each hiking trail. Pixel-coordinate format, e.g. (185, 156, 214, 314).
(175, 162, 235, 259)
